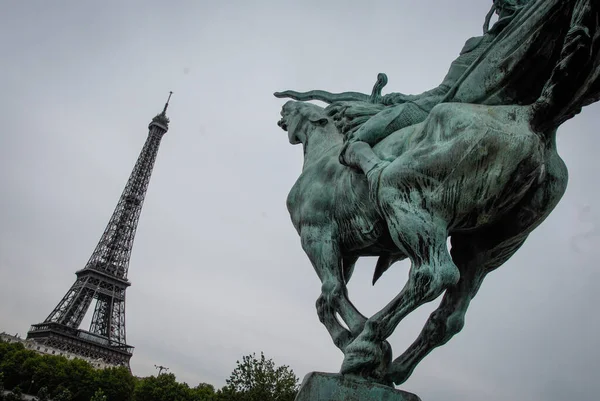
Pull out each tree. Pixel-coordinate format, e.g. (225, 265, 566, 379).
(0, 372, 5, 401)
(94, 366, 134, 401)
(224, 353, 299, 401)
(36, 386, 50, 401)
(0, 339, 233, 401)
(133, 373, 192, 401)
(53, 388, 72, 401)
(62, 358, 96, 401)
(0, 342, 39, 390)
(90, 389, 107, 401)
(213, 387, 237, 401)
(4, 386, 22, 401)
(190, 383, 215, 401)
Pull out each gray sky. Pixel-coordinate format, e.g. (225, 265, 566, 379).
(1, 1, 598, 400)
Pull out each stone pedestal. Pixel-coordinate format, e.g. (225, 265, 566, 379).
(295, 372, 421, 401)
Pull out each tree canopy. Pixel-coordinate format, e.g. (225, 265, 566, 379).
(0, 340, 299, 401)
(224, 352, 299, 401)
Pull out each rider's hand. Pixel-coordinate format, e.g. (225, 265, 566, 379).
(325, 102, 356, 133)
(381, 93, 409, 106)
(326, 101, 385, 135)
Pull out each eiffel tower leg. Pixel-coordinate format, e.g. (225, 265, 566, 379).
(45, 275, 95, 328)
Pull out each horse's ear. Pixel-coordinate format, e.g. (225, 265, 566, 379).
(309, 116, 329, 126)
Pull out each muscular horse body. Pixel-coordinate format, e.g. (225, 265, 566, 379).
(277, 0, 598, 386)
(280, 100, 567, 384)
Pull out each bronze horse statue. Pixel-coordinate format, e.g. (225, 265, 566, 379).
(276, 0, 600, 386)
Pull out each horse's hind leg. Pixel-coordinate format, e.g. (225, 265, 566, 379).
(386, 233, 527, 385)
(301, 226, 367, 350)
(341, 199, 459, 381)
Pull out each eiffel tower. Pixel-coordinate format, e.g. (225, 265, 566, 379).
(26, 93, 173, 367)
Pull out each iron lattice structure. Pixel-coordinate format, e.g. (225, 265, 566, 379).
(27, 93, 172, 367)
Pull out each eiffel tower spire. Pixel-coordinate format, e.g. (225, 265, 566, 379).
(27, 93, 173, 366)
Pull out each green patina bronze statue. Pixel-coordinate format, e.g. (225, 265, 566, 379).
(275, 0, 600, 393)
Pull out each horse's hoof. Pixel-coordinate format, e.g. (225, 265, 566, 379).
(341, 342, 381, 376)
(341, 338, 391, 383)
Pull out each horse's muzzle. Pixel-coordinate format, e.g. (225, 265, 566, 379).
(277, 118, 288, 131)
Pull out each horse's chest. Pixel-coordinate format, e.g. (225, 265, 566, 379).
(287, 163, 379, 242)
(286, 169, 335, 229)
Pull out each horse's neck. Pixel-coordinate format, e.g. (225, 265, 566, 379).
(302, 127, 342, 170)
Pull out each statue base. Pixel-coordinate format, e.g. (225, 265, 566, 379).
(295, 372, 421, 401)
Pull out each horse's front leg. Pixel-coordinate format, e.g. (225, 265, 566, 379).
(386, 233, 528, 384)
(341, 199, 459, 383)
(301, 225, 367, 350)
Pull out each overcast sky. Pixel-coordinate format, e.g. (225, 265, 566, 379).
(1, 1, 599, 400)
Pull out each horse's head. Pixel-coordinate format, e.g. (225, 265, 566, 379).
(278, 101, 332, 145)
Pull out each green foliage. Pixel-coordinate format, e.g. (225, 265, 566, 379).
(224, 353, 299, 401)
(53, 388, 72, 401)
(215, 386, 246, 401)
(191, 383, 215, 401)
(133, 373, 202, 401)
(90, 388, 107, 401)
(4, 386, 22, 401)
(36, 386, 50, 401)
(0, 342, 39, 390)
(0, 340, 134, 401)
(0, 341, 300, 401)
(95, 367, 135, 401)
(0, 372, 5, 400)
(54, 357, 95, 401)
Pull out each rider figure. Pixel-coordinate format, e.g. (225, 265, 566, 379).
(338, 0, 531, 187)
